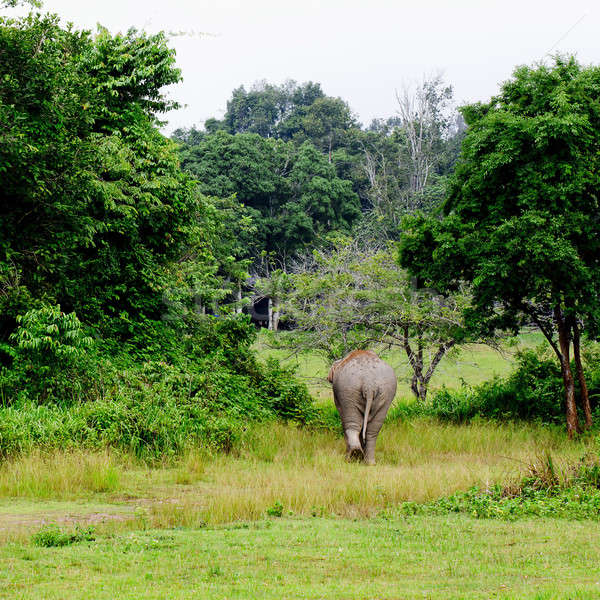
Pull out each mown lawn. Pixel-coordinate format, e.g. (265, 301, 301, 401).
(2, 515, 600, 599)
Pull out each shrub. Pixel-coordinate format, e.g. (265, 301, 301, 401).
(1, 305, 94, 404)
(255, 359, 316, 424)
(427, 349, 591, 424)
(0, 314, 318, 459)
(428, 387, 479, 424)
(32, 525, 95, 547)
(266, 500, 284, 517)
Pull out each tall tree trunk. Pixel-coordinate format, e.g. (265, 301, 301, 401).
(410, 373, 420, 399)
(272, 298, 280, 332)
(572, 321, 592, 429)
(267, 297, 273, 330)
(235, 283, 242, 314)
(555, 305, 580, 438)
(403, 327, 423, 400)
(417, 342, 454, 403)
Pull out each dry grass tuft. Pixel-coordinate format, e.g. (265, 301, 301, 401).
(0, 450, 121, 499)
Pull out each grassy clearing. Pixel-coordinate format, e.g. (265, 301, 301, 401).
(0, 421, 592, 536)
(0, 398, 595, 598)
(2, 515, 600, 599)
(0, 331, 593, 598)
(257, 330, 543, 402)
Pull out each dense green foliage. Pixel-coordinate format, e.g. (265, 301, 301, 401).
(400, 57, 600, 434)
(177, 131, 360, 261)
(0, 14, 201, 337)
(174, 76, 465, 256)
(0, 315, 316, 459)
(0, 12, 318, 458)
(184, 80, 358, 154)
(424, 349, 600, 424)
(2, 305, 94, 402)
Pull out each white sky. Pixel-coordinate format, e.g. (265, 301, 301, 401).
(5, 0, 600, 133)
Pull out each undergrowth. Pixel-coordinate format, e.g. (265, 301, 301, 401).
(0, 314, 318, 460)
(422, 348, 600, 424)
(32, 525, 95, 547)
(401, 449, 600, 520)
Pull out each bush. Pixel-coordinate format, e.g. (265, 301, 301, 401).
(32, 525, 95, 547)
(255, 359, 316, 424)
(427, 349, 590, 424)
(0, 314, 318, 459)
(1, 305, 94, 404)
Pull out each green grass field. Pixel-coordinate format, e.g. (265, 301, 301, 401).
(1, 330, 597, 599)
(3, 515, 600, 599)
(0, 420, 597, 598)
(256, 330, 543, 402)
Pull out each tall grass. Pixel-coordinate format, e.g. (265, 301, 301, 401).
(148, 420, 591, 525)
(0, 451, 121, 499)
(0, 421, 592, 528)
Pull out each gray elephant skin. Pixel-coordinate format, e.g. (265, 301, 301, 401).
(328, 350, 397, 465)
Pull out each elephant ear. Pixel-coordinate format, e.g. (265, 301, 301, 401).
(327, 364, 336, 383)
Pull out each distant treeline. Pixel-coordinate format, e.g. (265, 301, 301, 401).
(171, 78, 466, 270)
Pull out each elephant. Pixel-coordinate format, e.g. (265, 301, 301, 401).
(328, 350, 397, 465)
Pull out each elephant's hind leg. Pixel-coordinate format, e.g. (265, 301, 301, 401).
(346, 446, 364, 462)
(344, 428, 364, 462)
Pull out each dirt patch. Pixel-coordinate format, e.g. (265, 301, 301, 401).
(0, 504, 136, 536)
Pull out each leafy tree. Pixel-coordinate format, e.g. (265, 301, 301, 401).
(297, 96, 358, 161)
(176, 131, 360, 263)
(0, 14, 200, 337)
(171, 125, 206, 146)
(212, 80, 325, 139)
(399, 56, 600, 435)
(201, 79, 359, 157)
(284, 237, 471, 400)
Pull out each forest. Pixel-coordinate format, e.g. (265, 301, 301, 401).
(2, 3, 600, 598)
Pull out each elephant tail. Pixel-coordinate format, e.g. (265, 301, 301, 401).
(362, 389, 375, 443)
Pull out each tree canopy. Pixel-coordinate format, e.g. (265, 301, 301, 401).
(0, 14, 204, 337)
(194, 79, 359, 154)
(177, 131, 361, 263)
(399, 56, 600, 435)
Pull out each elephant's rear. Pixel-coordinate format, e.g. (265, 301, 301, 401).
(333, 351, 397, 401)
(329, 350, 397, 465)
(373, 361, 397, 402)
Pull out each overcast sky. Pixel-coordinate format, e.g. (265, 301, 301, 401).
(5, 0, 600, 133)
